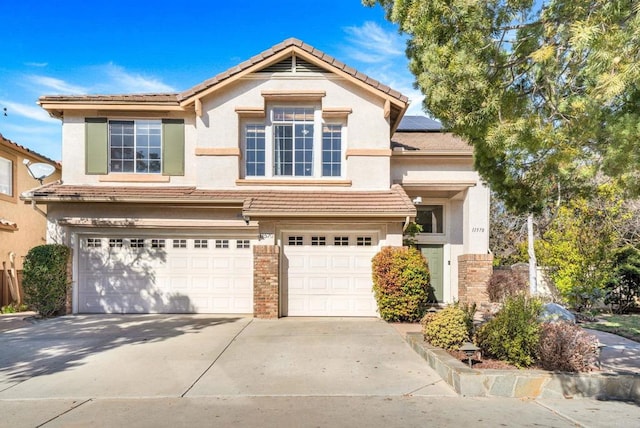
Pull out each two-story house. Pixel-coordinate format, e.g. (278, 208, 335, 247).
(1, 134, 61, 271)
(26, 39, 491, 317)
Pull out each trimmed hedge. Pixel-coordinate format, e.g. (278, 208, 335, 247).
(475, 294, 543, 368)
(371, 246, 431, 322)
(423, 304, 473, 350)
(22, 244, 71, 317)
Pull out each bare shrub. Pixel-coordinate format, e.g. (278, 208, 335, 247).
(487, 269, 528, 302)
(537, 322, 598, 372)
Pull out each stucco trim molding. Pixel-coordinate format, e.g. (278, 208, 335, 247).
(345, 149, 392, 158)
(98, 174, 171, 183)
(195, 148, 241, 157)
(236, 179, 352, 187)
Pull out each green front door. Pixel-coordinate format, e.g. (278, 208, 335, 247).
(420, 245, 444, 303)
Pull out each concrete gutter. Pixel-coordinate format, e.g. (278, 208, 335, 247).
(406, 332, 640, 402)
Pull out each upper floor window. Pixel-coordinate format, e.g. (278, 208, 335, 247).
(322, 124, 342, 177)
(86, 117, 184, 176)
(0, 156, 13, 197)
(417, 205, 444, 234)
(243, 106, 344, 179)
(109, 120, 162, 173)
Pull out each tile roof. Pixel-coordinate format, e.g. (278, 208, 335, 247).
(242, 184, 415, 217)
(39, 93, 180, 104)
(179, 38, 409, 104)
(0, 133, 61, 165)
(25, 183, 416, 218)
(391, 132, 473, 154)
(37, 39, 408, 108)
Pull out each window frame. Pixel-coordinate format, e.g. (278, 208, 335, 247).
(0, 151, 16, 202)
(108, 119, 163, 174)
(241, 104, 345, 179)
(415, 204, 446, 235)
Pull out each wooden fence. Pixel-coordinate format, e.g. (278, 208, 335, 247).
(0, 269, 23, 308)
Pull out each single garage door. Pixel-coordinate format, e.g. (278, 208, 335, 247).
(284, 233, 379, 316)
(78, 236, 253, 314)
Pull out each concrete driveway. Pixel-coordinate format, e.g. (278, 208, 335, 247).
(0, 315, 454, 399)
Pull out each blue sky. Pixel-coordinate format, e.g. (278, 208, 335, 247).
(0, 1, 425, 161)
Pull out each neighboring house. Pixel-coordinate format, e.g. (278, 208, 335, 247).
(0, 134, 61, 270)
(26, 38, 491, 317)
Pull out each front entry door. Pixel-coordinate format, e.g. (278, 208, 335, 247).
(420, 245, 444, 303)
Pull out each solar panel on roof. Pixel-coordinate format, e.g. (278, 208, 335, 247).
(397, 115, 443, 131)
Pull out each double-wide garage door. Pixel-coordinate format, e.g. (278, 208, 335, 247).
(78, 236, 253, 314)
(284, 233, 379, 317)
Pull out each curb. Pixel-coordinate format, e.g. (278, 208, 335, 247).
(406, 332, 640, 402)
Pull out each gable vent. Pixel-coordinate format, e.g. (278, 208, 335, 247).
(260, 56, 326, 74)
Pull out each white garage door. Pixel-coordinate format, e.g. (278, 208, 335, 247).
(78, 236, 253, 314)
(284, 233, 379, 317)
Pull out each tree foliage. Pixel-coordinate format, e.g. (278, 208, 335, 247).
(535, 184, 630, 309)
(365, 0, 640, 213)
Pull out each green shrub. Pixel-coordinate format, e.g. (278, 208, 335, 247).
(423, 304, 473, 350)
(475, 294, 543, 368)
(371, 246, 431, 322)
(22, 244, 71, 317)
(537, 321, 598, 372)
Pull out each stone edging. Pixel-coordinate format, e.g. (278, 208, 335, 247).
(406, 332, 640, 402)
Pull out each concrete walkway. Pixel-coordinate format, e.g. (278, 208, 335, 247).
(0, 313, 639, 427)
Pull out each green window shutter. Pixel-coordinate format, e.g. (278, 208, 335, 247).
(85, 118, 108, 175)
(162, 119, 185, 176)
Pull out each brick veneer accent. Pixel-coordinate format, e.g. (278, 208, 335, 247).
(253, 245, 280, 319)
(458, 253, 493, 307)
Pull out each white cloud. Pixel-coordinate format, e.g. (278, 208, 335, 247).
(27, 75, 87, 94)
(344, 21, 405, 63)
(0, 100, 56, 123)
(342, 22, 426, 116)
(25, 62, 48, 67)
(96, 63, 175, 93)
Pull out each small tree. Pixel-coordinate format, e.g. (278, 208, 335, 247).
(371, 247, 431, 322)
(22, 244, 71, 317)
(604, 245, 640, 314)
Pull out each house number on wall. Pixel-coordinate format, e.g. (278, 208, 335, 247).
(472, 227, 485, 233)
(259, 233, 274, 240)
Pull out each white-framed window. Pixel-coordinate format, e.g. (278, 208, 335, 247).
(109, 120, 162, 173)
(311, 236, 326, 246)
(322, 124, 342, 177)
(356, 236, 373, 246)
(0, 156, 13, 197)
(172, 239, 187, 248)
(245, 124, 266, 176)
(87, 238, 102, 248)
(109, 238, 123, 248)
(151, 239, 166, 248)
(417, 205, 444, 234)
(215, 239, 229, 249)
(237, 239, 250, 249)
(287, 236, 304, 246)
(194, 239, 208, 249)
(334, 236, 349, 246)
(130, 238, 145, 248)
(242, 106, 344, 179)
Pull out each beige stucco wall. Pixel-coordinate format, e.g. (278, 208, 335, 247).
(0, 146, 61, 270)
(61, 113, 197, 186)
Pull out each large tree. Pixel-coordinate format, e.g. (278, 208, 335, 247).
(365, 0, 640, 213)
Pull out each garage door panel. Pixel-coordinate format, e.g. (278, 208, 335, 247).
(284, 233, 379, 317)
(78, 236, 253, 314)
